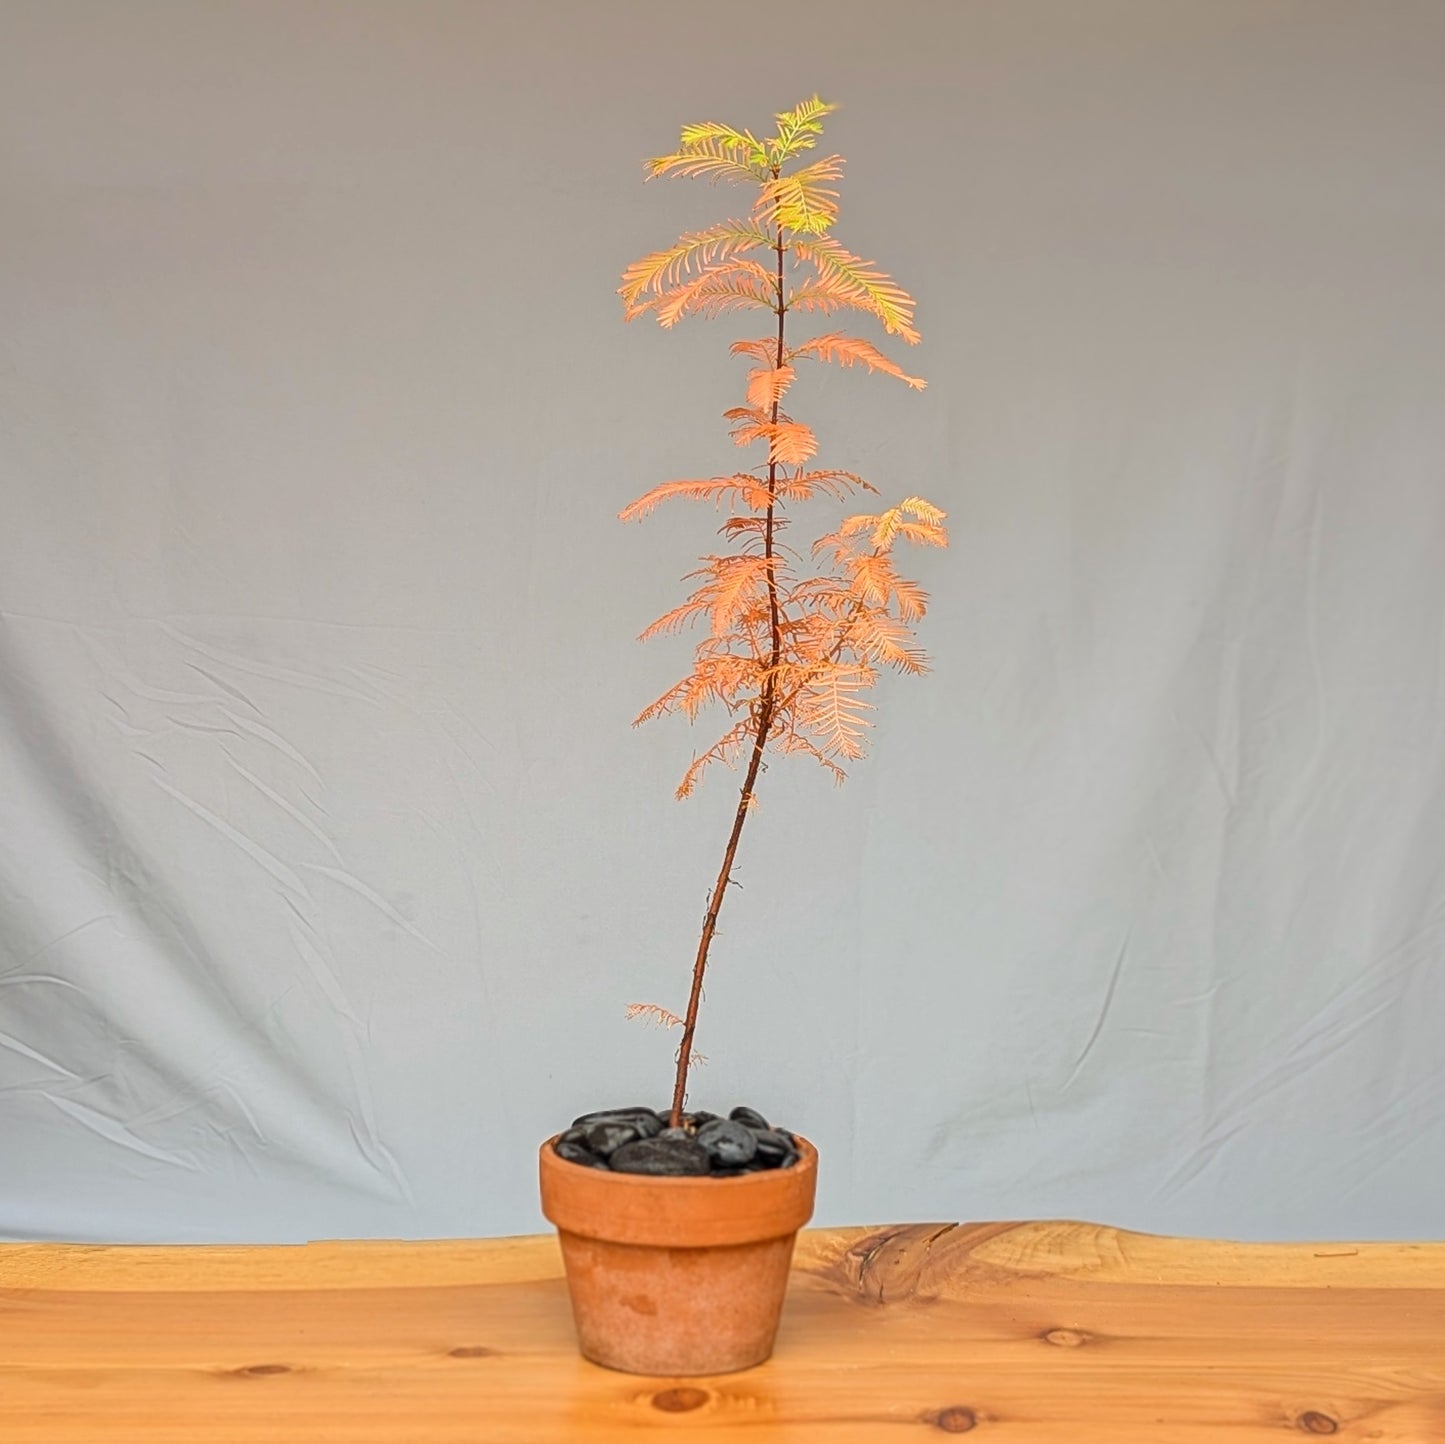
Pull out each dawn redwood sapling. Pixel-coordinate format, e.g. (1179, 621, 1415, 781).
(617, 97, 948, 1131)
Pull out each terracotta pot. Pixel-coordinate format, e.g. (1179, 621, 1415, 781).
(538, 1134, 817, 1375)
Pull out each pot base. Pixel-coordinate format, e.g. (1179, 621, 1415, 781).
(558, 1231, 796, 1375)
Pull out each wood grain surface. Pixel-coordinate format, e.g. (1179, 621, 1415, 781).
(2, 1221, 1443, 1442)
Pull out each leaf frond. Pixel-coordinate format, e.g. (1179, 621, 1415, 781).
(717, 516, 773, 541)
(894, 520, 949, 548)
(666, 120, 770, 172)
(730, 337, 780, 365)
(847, 551, 899, 607)
(619, 222, 773, 315)
(654, 260, 778, 327)
(638, 594, 715, 640)
(810, 527, 859, 568)
(780, 576, 859, 618)
(703, 553, 775, 634)
(789, 331, 925, 388)
(661, 277, 777, 325)
(619, 474, 756, 523)
(754, 156, 844, 236)
(745, 363, 795, 411)
(844, 611, 930, 673)
(728, 414, 818, 465)
(889, 573, 930, 622)
(791, 237, 920, 343)
(633, 653, 756, 726)
(625, 1002, 685, 1028)
(786, 280, 854, 319)
(837, 513, 878, 539)
(775, 468, 873, 504)
(899, 495, 948, 526)
(796, 664, 875, 759)
(676, 719, 754, 799)
(834, 499, 947, 553)
(769, 96, 837, 164)
(645, 131, 768, 185)
(771, 727, 848, 785)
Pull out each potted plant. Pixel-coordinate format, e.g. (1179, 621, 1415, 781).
(538, 96, 948, 1376)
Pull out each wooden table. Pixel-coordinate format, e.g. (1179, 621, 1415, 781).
(3, 1222, 1443, 1441)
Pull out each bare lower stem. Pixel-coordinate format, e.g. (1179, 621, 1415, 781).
(667, 703, 774, 1125)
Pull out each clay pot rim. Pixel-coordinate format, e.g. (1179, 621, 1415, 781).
(541, 1133, 816, 1186)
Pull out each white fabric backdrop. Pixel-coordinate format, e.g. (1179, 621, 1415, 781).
(3, 0, 1443, 1243)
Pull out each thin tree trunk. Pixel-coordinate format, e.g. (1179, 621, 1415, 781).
(667, 218, 789, 1126)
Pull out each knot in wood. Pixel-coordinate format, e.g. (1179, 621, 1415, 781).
(931, 1405, 977, 1432)
(1298, 1413, 1338, 1435)
(236, 1363, 290, 1376)
(447, 1345, 495, 1358)
(1042, 1328, 1089, 1347)
(652, 1386, 709, 1413)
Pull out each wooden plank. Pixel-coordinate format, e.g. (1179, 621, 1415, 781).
(2, 1222, 1442, 1442)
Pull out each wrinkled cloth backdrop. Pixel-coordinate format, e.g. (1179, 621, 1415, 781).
(3, 0, 1443, 1242)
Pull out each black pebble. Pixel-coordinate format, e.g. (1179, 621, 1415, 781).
(554, 1137, 607, 1168)
(729, 1106, 770, 1131)
(583, 1120, 641, 1157)
(696, 1118, 758, 1168)
(572, 1107, 662, 1134)
(752, 1130, 799, 1168)
(609, 1137, 711, 1176)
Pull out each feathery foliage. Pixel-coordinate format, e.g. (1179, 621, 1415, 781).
(618, 98, 947, 1122)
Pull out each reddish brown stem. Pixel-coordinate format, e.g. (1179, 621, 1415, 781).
(667, 217, 789, 1126)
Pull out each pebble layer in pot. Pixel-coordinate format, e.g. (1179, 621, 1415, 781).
(540, 96, 947, 1378)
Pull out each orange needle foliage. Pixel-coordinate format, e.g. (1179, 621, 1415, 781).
(619, 98, 947, 1124)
